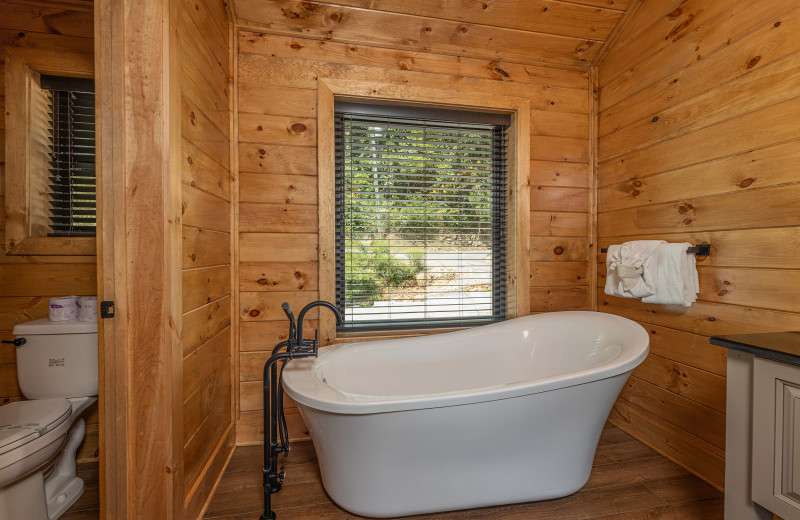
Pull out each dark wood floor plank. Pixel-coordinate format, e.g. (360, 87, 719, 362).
(598, 426, 635, 446)
(590, 497, 724, 519)
(641, 475, 722, 505)
(593, 440, 659, 465)
(204, 424, 723, 520)
(585, 457, 689, 490)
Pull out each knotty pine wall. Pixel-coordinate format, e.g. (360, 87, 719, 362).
(234, 31, 593, 444)
(0, 0, 98, 463)
(597, 0, 800, 490)
(179, 0, 235, 516)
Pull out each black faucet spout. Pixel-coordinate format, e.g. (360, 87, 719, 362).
(296, 300, 343, 345)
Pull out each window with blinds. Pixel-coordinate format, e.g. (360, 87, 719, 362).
(335, 103, 509, 331)
(40, 75, 96, 237)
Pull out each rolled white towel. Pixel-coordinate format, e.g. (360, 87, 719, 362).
(604, 244, 627, 297)
(642, 242, 699, 307)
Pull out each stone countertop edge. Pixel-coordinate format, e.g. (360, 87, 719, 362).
(711, 331, 800, 368)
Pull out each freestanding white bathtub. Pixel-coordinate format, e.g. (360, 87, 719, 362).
(282, 311, 649, 518)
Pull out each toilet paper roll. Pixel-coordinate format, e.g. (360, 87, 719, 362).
(49, 296, 79, 322)
(78, 296, 98, 322)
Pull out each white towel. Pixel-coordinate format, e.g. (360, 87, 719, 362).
(604, 240, 665, 298)
(642, 242, 699, 307)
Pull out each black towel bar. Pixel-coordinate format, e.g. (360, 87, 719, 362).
(600, 244, 710, 256)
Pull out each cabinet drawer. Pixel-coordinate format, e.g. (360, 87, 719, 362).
(753, 357, 800, 519)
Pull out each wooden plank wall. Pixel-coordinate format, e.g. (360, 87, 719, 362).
(0, 0, 99, 463)
(234, 27, 593, 443)
(179, 0, 235, 517)
(596, 0, 800, 490)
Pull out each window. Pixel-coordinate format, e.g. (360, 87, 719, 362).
(40, 75, 96, 237)
(334, 102, 510, 331)
(4, 48, 95, 255)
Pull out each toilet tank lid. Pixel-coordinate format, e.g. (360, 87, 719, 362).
(13, 318, 97, 335)
(0, 399, 72, 455)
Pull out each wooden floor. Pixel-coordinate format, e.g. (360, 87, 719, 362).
(203, 423, 723, 520)
(60, 460, 100, 520)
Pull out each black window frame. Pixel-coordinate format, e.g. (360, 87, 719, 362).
(40, 74, 96, 238)
(334, 102, 510, 332)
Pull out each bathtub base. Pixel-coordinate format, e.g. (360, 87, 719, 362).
(300, 374, 628, 518)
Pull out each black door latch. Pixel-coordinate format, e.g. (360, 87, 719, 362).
(100, 301, 115, 319)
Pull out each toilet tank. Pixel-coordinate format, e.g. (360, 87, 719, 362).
(12, 318, 98, 399)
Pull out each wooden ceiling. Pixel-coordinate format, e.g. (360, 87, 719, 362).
(232, 0, 636, 68)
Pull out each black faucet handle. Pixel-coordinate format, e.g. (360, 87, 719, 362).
(1, 338, 26, 347)
(281, 302, 295, 323)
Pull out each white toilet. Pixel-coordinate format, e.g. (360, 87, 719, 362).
(0, 318, 98, 520)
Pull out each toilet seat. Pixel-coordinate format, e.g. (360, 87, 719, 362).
(0, 399, 72, 457)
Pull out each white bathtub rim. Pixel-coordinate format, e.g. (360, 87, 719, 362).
(283, 311, 648, 415)
(292, 369, 636, 418)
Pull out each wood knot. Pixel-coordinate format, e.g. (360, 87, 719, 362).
(632, 179, 643, 187)
(459, 26, 468, 33)
(745, 55, 761, 69)
(187, 156, 193, 165)
(739, 177, 754, 188)
(774, 21, 782, 27)
(294, 271, 303, 279)
(631, 190, 640, 197)
(424, 26, 432, 32)
(329, 12, 340, 22)
(190, 111, 196, 125)
(678, 205, 689, 213)
(258, 148, 266, 156)
(290, 42, 302, 50)
(652, 116, 659, 122)
(707, 316, 716, 322)
(667, 7, 683, 17)
(190, 254, 196, 261)
(553, 246, 564, 255)
(248, 309, 261, 317)
(291, 123, 307, 133)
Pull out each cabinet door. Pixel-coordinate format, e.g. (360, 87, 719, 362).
(753, 356, 800, 519)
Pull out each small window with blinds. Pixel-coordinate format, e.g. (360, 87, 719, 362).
(40, 75, 96, 237)
(335, 102, 510, 331)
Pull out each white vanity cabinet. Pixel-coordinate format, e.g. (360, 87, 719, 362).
(753, 356, 800, 520)
(711, 332, 800, 520)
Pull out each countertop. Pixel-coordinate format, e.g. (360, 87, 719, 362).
(710, 331, 800, 367)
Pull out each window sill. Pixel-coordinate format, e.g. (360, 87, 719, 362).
(5, 236, 96, 256)
(332, 326, 468, 344)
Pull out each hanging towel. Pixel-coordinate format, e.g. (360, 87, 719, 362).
(605, 240, 665, 298)
(642, 242, 699, 307)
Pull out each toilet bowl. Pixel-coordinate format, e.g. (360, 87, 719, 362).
(0, 318, 98, 520)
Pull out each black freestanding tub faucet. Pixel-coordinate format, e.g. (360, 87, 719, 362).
(260, 301, 343, 520)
